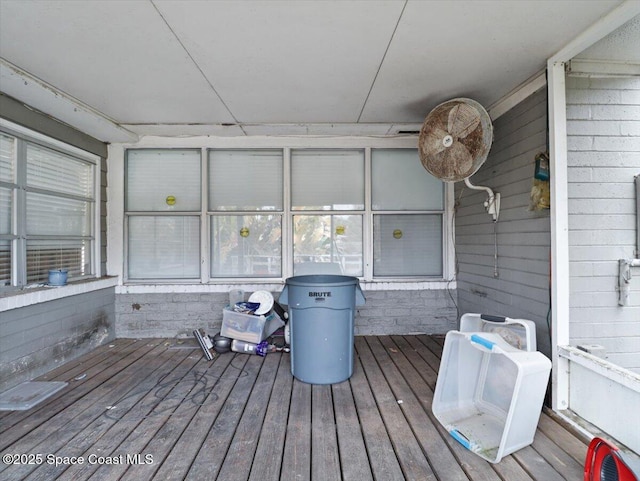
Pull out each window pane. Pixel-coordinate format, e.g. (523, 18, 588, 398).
(128, 216, 200, 279)
(0, 133, 15, 183)
(293, 214, 362, 276)
(26, 239, 91, 283)
(372, 149, 444, 210)
(0, 240, 10, 286)
(127, 150, 201, 211)
(26, 143, 93, 198)
(291, 150, 364, 210)
(209, 150, 283, 211)
(374, 214, 442, 276)
(211, 215, 281, 277)
(0, 187, 10, 234)
(26, 192, 91, 236)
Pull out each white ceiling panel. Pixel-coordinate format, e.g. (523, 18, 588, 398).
(0, 0, 234, 124)
(360, 0, 625, 122)
(0, 0, 634, 140)
(576, 14, 640, 62)
(154, 0, 404, 123)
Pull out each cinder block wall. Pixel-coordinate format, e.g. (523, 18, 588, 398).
(115, 289, 457, 338)
(0, 288, 116, 391)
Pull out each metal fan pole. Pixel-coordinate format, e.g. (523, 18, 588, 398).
(463, 178, 500, 222)
(464, 178, 500, 277)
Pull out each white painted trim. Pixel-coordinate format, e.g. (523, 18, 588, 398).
(548, 60, 571, 412)
(0, 118, 101, 164)
(106, 144, 125, 283)
(115, 280, 455, 295)
(122, 123, 425, 138)
(559, 346, 640, 393)
(121, 135, 420, 149)
(444, 181, 456, 281)
(545, 408, 595, 443)
(567, 59, 640, 77)
(200, 147, 209, 283)
(283, 148, 293, 279)
(487, 71, 547, 120)
(545, 0, 640, 415)
(0, 59, 138, 144)
(93, 156, 101, 278)
(0, 277, 118, 311)
(363, 147, 373, 281)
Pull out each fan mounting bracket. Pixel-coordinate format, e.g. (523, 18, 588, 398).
(464, 177, 500, 222)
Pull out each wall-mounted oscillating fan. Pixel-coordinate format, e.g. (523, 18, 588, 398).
(418, 98, 500, 221)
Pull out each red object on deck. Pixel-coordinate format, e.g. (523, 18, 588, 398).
(584, 437, 638, 481)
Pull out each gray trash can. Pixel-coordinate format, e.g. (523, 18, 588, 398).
(279, 275, 365, 384)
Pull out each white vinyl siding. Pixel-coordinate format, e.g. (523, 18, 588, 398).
(455, 88, 552, 358)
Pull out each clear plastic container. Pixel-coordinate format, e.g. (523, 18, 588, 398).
(221, 308, 284, 344)
(432, 314, 551, 463)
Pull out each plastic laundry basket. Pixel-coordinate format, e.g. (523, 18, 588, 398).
(279, 275, 365, 384)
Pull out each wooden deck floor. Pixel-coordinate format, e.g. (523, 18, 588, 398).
(0, 335, 589, 481)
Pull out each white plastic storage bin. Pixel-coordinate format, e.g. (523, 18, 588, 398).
(432, 314, 551, 463)
(221, 308, 284, 344)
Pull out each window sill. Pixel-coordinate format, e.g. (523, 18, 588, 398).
(0, 277, 119, 312)
(116, 279, 455, 294)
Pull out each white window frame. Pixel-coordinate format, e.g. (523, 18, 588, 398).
(0, 119, 101, 290)
(110, 136, 455, 290)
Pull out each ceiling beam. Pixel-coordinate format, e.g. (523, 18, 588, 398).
(0, 58, 138, 143)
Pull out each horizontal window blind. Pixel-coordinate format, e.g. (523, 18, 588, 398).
(0, 240, 10, 286)
(372, 149, 444, 211)
(210, 214, 282, 277)
(291, 150, 364, 210)
(127, 150, 201, 212)
(0, 133, 15, 183)
(293, 214, 363, 277)
(209, 150, 283, 211)
(373, 214, 443, 276)
(128, 216, 200, 279)
(26, 239, 91, 284)
(0, 187, 10, 235)
(26, 143, 93, 198)
(26, 192, 91, 236)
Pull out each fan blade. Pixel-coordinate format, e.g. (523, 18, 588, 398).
(428, 141, 473, 181)
(448, 103, 481, 138)
(420, 126, 450, 155)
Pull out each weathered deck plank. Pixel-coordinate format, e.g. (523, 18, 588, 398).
(280, 377, 311, 481)
(248, 354, 293, 481)
(354, 336, 437, 480)
(331, 375, 374, 481)
(215, 353, 281, 481)
(383, 335, 502, 481)
(0, 336, 589, 481)
(311, 384, 341, 481)
(146, 353, 247, 481)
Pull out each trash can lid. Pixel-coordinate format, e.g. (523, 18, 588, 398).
(284, 274, 360, 287)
